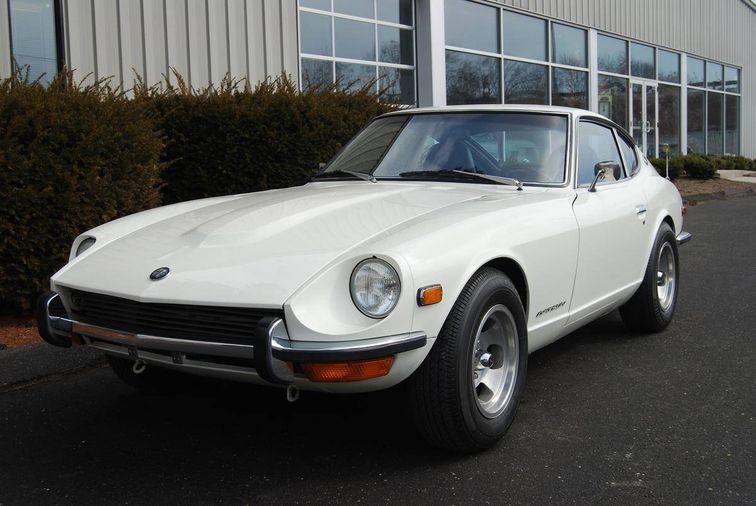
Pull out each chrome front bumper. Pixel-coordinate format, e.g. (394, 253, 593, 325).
(36, 292, 426, 385)
(676, 231, 692, 245)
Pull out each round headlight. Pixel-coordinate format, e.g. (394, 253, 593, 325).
(75, 237, 96, 257)
(350, 258, 401, 318)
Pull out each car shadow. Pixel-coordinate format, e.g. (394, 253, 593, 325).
(11, 310, 644, 501)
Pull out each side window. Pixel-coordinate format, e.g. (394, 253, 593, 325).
(617, 133, 639, 176)
(577, 121, 625, 186)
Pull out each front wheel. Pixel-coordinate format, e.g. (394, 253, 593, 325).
(407, 268, 528, 453)
(620, 222, 679, 332)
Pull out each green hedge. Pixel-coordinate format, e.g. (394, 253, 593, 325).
(0, 72, 396, 313)
(650, 154, 756, 180)
(139, 76, 397, 204)
(0, 72, 163, 312)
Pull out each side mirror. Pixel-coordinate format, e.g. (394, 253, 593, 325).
(588, 161, 621, 192)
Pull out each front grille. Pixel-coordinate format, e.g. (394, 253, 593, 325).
(69, 290, 282, 345)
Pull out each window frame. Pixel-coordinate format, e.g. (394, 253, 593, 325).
(297, 0, 418, 104)
(575, 117, 634, 189)
(7, 0, 65, 81)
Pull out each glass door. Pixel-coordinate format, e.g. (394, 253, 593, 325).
(630, 80, 658, 157)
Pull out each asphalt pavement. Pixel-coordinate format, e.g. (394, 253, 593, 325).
(1, 197, 754, 505)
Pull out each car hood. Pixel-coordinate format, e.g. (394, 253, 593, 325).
(52, 181, 526, 308)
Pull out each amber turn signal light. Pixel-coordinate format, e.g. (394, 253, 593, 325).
(300, 356, 395, 383)
(417, 284, 443, 306)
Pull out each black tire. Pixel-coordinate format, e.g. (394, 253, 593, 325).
(407, 268, 528, 453)
(620, 222, 679, 333)
(107, 355, 189, 393)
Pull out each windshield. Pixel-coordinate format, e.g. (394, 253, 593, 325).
(321, 112, 568, 184)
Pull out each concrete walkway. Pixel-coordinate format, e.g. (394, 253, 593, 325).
(718, 169, 756, 183)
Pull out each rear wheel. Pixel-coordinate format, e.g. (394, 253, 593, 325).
(408, 268, 528, 453)
(620, 222, 679, 332)
(107, 355, 189, 393)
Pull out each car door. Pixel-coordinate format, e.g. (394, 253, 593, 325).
(568, 119, 649, 324)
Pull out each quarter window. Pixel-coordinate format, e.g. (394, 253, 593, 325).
(577, 122, 625, 187)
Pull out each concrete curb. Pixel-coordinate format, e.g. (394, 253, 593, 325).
(683, 187, 755, 204)
(0, 343, 105, 391)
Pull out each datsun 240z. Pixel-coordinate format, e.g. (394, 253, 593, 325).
(38, 105, 691, 452)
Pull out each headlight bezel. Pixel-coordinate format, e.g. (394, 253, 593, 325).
(349, 257, 402, 319)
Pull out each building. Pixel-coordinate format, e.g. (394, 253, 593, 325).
(1, 0, 754, 157)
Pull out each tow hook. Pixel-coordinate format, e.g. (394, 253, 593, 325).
(286, 384, 300, 403)
(132, 360, 147, 375)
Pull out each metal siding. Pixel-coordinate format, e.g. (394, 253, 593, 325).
(62, 0, 297, 90)
(119, 0, 145, 87)
(489, 0, 756, 157)
(0, 0, 11, 78)
(142, 0, 168, 86)
(93, 0, 121, 85)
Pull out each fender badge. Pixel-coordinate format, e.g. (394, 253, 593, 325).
(149, 267, 170, 281)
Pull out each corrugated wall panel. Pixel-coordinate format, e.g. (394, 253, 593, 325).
(0, 1, 11, 78)
(119, 0, 145, 87)
(489, 0, 756, 156)
(61, 0, 297, 91)
(93, 0, 120, 84)
(142, 0, 168, 86)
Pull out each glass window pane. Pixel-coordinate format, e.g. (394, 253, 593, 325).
(301, 58, 333, 89)
(658, 50, 680, 83)
(687, 57, 705, 87)
(686, 89, 705, 154)
(377, 0, 413, 25)
(377, 26, 413, 65)
(300, 12, 332, 56)
(504, 60, 548, 105)
(707, 92, 723, 155)
(335, 18, 375, 61)
(334, 0, 373, 18)
(725, 66, 740, 93)
(577, 122, 624, 186)
(552, 68, 588, 108)
(618, 134, 639, 176)
(445, 0, 499, 53)
(300, 0, 330, 11)
(707, 62, 723, 90)
(597, 75, 628, 129)
(379, 67, 415, 105)
(446, 50, 501, 105)
(336, 62, 376, 92)
(725, 95, 739, 155)
(597, 34, 627, 74)
(551, 24, 587, 67)
(502, 11, 546, 61)
(630, 42, 654, 78)
(9, 0, 58, 83)
(658, 84, 681, 155)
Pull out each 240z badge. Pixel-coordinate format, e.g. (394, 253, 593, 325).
(536, 301, 566, 318)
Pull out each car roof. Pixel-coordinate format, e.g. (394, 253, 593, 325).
(379, 104, 604, 119)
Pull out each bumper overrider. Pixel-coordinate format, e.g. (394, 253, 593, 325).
(36, 291, 427, 386)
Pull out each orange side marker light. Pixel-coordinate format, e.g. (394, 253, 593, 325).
(300, 356, 395, 383)
(417, 284, 443, 306)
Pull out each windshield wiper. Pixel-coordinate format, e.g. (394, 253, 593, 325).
(312, 170, 377, 183)
(452, 170, 522, 191)
(399, 170, 522, 190)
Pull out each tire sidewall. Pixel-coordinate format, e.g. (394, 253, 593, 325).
(651, 224, 679, 322)
(453, 273, 528, 441)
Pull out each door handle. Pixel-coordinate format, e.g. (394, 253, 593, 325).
(635, 205, 647, 215)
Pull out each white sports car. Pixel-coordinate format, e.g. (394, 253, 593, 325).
(38, 105, 690, 452)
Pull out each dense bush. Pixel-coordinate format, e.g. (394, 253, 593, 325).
(139, 75, 398, 204)
(718, 156, 751, 171)
(649, 156, 684, 180)
(0, 71, 163, 312)
(683, 154, 718, 180)
(0, 71, 397, 313)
